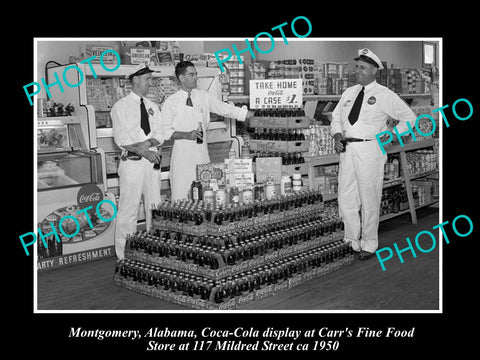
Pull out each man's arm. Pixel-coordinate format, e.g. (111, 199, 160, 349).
(382, 93, 417, 145)
(330, 93, 346, 152)
(206, 92, 253, 122)
(384, 94, 417, 134)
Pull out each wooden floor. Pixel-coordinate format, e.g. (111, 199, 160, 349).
(37, 207, 440, 311)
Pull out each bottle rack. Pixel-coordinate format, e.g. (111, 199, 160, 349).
(113, 191, 355, 310)
(248, 110, 312, 176)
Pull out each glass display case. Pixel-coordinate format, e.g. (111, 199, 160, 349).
(36, 115, 114, 271)
(37, 151, 103, 191)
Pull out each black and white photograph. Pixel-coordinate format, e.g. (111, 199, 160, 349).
(11, 9, 478, 357)
(33, 38, 442, 312)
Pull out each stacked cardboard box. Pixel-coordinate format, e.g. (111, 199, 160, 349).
(298, 58, 316, 95)
(399, 68, 425, 94)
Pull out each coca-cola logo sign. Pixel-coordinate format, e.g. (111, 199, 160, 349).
(77, 184, 104, 210)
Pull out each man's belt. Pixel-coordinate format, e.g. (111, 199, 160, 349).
(345, 137, 375, 142)
(121, 150, 142, 161)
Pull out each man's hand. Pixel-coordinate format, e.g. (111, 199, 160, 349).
(184, 129, 203, 141)
(131, 140, 152, 156)
(142, 150, 162, 164)
(333, 133, 345, 153)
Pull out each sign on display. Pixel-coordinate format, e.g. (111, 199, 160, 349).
(130, 48, 151, 64)
(249, 79, 303, 109)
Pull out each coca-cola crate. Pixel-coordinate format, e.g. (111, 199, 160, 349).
(254, 284, 275, 300)
(282, 163, 308, 175)
(249, 139, 310, 153)
(249, 116, 311, 129)
(114, 252, 355, 310)
(124, 229, 344, 281)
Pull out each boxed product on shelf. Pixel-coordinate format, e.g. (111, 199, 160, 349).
(307, 125, 336, 156)
(380, 184, 409, 216)
(311, 165, 338, 195)
(183, 53, 208, 67)
(197, 163, 226, 189)
(315, 76, 328, 95)
(86, 77, 116, 111)
(329, 78, 349, 95)
(384, 155, 401, 180)
(312, 175, 338, 195)
(255, 157, 282, 184)
(399, 68, 425, 94)
(411, 179, 436, 206)
(248, 62, 267, 79)
(406, 149, 437, 175)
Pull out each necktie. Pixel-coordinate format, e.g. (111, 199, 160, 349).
(348, 86, 365, 125)
(186, 93, 193, 107)
(140, 98, 150, 135)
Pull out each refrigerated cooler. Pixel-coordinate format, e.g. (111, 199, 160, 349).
(37, 116, 115, 271)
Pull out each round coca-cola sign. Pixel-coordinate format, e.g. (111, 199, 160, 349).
(77, 184, 104, 210)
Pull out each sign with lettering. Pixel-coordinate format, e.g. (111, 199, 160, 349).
(77, 184, 103, 210)
(249, 79, 302, 109)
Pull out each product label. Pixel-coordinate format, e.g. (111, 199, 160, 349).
(192, 188, 199, 200)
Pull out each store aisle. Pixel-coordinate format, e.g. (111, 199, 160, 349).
(36, 207, 439, 311)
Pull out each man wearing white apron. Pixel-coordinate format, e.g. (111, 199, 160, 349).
(330, 49, 417, 260)
(111, 64, 164, 260)
(161, 61, 254, 201)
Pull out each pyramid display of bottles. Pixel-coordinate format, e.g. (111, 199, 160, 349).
(114, 191, 354, 309)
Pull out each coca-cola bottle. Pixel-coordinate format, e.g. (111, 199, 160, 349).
(200, 280, 210, 300)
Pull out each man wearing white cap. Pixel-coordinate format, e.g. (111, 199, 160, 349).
(330, 48, 417, 260)
(111, 63, 164, 260)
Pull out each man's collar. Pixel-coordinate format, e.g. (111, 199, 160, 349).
(129, 91, 142, 102)
(180, 87, 196, 95)
(364, 80, 377, 91)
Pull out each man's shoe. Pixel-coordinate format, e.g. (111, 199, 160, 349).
(359, 250, 375, 261)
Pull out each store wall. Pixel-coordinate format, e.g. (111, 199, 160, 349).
(246, 39, 424, 70)
(35, 39, 427, 99)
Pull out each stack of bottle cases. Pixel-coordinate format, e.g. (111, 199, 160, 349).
(114, 191, 354, 309)
(248, 108, 311, 176)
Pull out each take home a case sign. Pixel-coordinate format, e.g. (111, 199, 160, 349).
(250, 79, 303, 109)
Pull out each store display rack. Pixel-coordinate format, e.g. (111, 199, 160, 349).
(113, 191, 355, 309)
(306, 139, 438, 224)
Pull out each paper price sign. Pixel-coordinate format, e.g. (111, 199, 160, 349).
(249, 79, 302, 109)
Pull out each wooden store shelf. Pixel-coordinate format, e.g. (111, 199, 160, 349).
(306, 139, 438, 225)
(409, 169, 438, 180)
(383, 177, 405, 189)
(380, 200, 439, 223)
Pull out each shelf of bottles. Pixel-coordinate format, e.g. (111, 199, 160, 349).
(113, 190, 355, 310)
(248, 107, 311, 176)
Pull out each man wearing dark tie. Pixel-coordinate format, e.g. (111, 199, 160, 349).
(161, 60, 255, 201)
(330, 48, 417, 260)
(111, 63, 164, 260)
